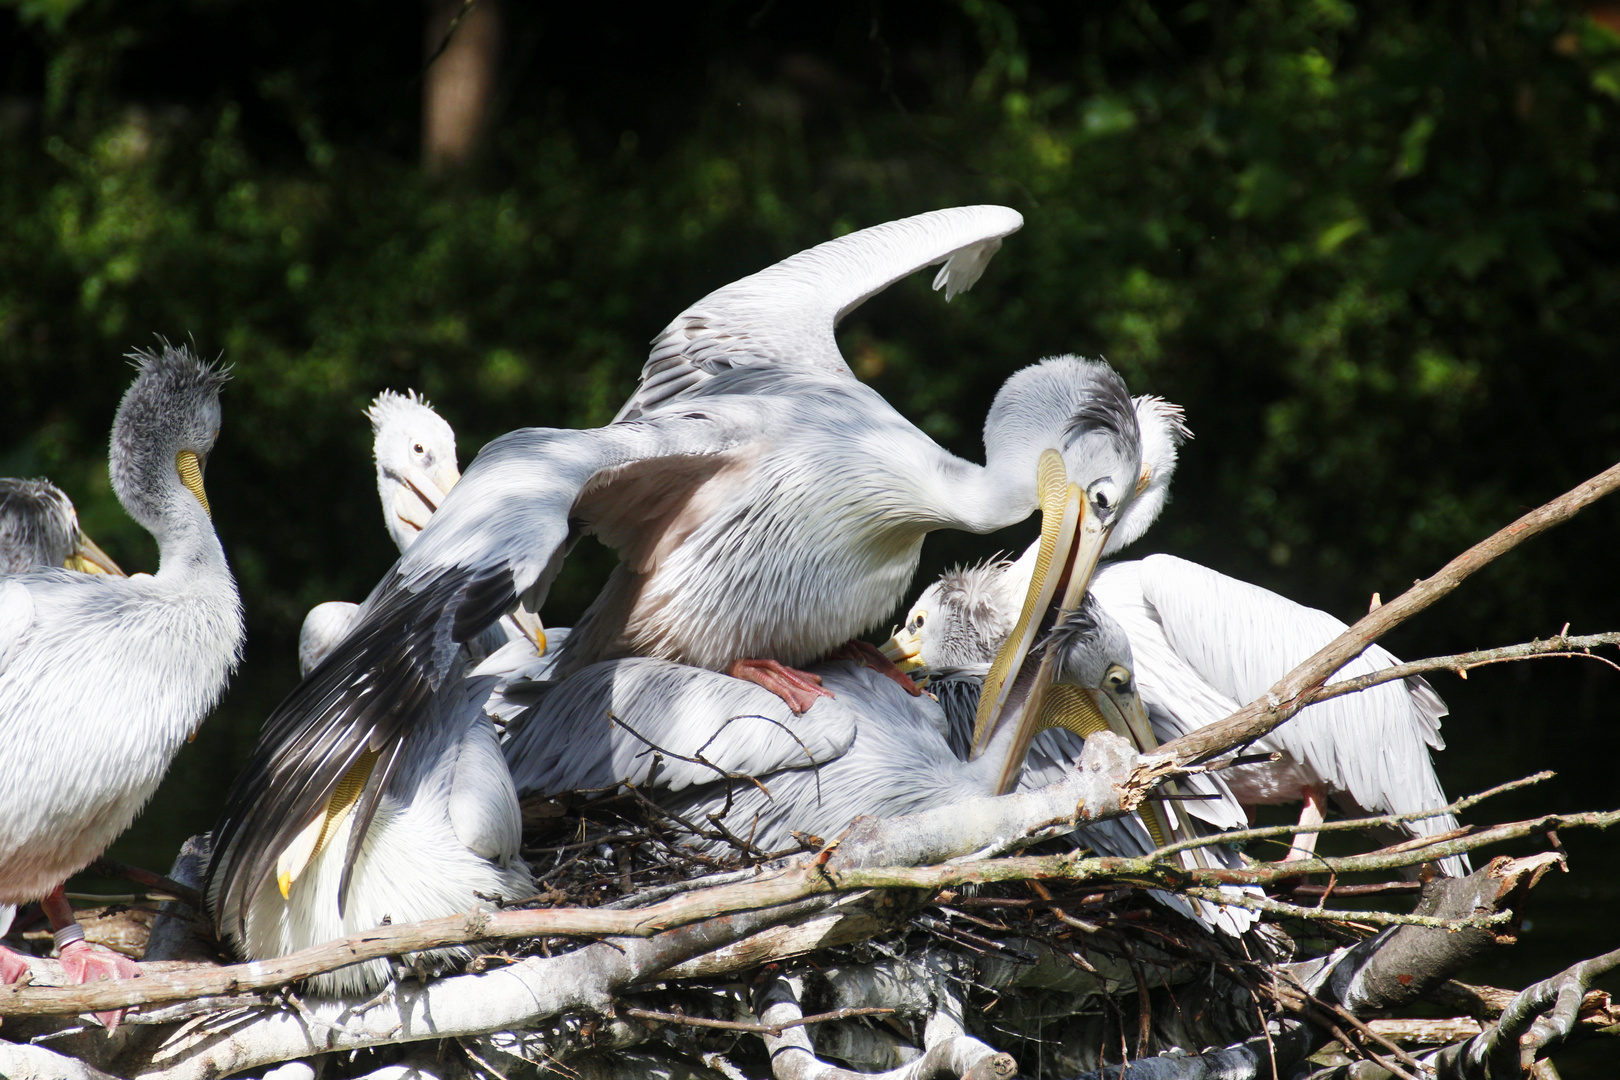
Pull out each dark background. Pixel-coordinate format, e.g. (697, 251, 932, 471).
(3, 0, 1618, 1070)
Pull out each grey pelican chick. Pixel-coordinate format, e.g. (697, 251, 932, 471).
(208, 207, 1159, 932)
(889, 575, 1256, 936)
(0, 477, 123, 576)
(214, 390, 533, 996)
(298, 389, 544, 676)
(0, 344, 242, 1010)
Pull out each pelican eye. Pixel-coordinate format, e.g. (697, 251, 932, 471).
(909, 610, 927, 633)
(413, 442, 426, 456)
(1105, 665, 1133, 692)
(1089, 478, 1122, 515)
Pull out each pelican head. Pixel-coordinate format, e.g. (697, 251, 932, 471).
(971, 356, 1144, 770)
(365, 390, 461, 552)
(882, 549, 1033, 673)
(111, 344, 229, 542)
(0, 478, 123, 576)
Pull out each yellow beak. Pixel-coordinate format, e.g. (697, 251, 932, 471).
(878, 626, 924, 672)
(971, 450, 1114, 793)
(64, 531, 126, 576)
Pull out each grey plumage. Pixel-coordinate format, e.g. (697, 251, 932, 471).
(0, 343, 242, 909)
(0, 479, 78, 574)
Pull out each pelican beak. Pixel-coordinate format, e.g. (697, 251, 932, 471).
(972, 450, 1113, 792)
(274, 749, 380, 899)
(879, 626, 925, 672)
(64, 531, 126, 577)
(392, 462, 461, 538)
(176, 450, 211, 518)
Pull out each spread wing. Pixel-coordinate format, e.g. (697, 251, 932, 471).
(207, 412, 744, 933)
(615, 205, 1023, 421)
(504, 657, 858, 796)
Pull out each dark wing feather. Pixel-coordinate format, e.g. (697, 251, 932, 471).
(206, 416, 740, 934)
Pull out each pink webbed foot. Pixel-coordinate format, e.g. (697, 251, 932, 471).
(59, 937, 142, 1030)
(727, 658, 836, 715)
(826, 640, 922, 697)
(0, 944, 32, 984)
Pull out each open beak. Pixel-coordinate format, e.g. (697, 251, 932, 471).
(879, 627, 924, 672)
(971, 450, 1113, 792)
(65, 531, 126, 577)
(392, 462, 462, 538)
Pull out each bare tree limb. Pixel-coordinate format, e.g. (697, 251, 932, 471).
(1306, 631, 1620, 705)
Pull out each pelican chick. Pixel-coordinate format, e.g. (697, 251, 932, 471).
(298, 389, 540, 675)
(0, 344, 242, 1011)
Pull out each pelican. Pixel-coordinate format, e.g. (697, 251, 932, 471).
(0, 344, 242, 1003)
(0, 477, 123, 576)
(879, 557, 1256, 934)
(210, 392, 533, 996)
(506, 602, 1254, 933)
(297, 389, 540, 676)
(206, 207, 1155, 935)
(885, 398, 1467, 874)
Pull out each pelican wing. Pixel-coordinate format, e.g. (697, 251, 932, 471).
(208, 413, 744, 930)
(1133, 554, 1465, 872)
(615, 206, 1023, 421)
(506, 657, 858, 797)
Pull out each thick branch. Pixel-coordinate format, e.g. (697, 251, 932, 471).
(1148, 461, 1620, 770)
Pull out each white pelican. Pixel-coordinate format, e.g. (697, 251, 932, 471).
(297, 389, 540, 676)
(0, 344, 242, 1004)
(207, 207, 1154, 934)
(506, 602, 1254, 933)
(0, 478, 123, 576)
(885, 398, 1467, 874)
(211, 391, 533, 996)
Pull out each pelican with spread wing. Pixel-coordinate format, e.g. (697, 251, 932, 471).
(207, 206, 1160, 938)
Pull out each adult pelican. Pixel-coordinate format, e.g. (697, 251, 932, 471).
(297, 389, 541, 676)
(0, 344, 242, 1005)
(207, 207, 1152, 933)
(885, 399, 1467, 873)
(506, 602, 1254, 934)
(0, 478, 124, 576)
(211, 390, 533, 996)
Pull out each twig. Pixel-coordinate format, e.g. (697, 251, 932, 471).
(1147, 771, 1552, 861)
(620, 1004, 895, 1036)
(1178, 886, 1512, 931)
(1306, 631, 1620, 705)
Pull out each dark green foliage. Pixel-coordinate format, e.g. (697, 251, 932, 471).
(3, 1, 1619, 1043)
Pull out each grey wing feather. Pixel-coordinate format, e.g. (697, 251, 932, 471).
(505, 657, 857, 796)
(1133, 554, 1466, 874)
(615, 206, 1023, 421)
(206, 414, 739, 931)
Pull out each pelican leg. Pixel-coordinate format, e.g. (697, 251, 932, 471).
(725, 658, 835, 714)
(1284, 785, 1328, 862)
(42, 885, 141, 1029)
(0, 945, 30, 984)
(827, 640, 922, 696)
